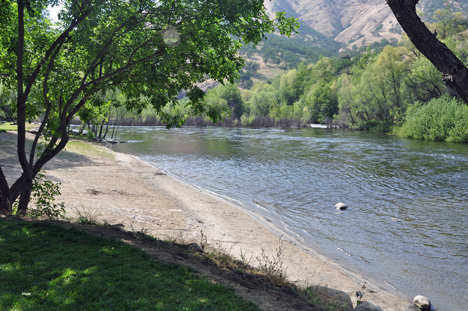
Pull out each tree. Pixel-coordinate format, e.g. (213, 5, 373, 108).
(0, 0, 298, 215)
(386, 0, 468, 104)
(204, 83, 244, 120)
(303, 79, 338, 124)
(245, 82, 279, 117)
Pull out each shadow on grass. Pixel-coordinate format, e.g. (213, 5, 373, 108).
(0, 219, 260, 311)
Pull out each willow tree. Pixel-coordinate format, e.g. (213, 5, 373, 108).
(386, 0, 468, 104)
(0, 0, 298, 215)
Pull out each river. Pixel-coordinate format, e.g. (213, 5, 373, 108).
(109, 126, 468, 310)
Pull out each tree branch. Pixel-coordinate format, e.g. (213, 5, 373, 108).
(386, 0, 468, 104)
(29, 40, 66, 166)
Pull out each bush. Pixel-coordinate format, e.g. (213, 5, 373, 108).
(355, 120, 393, 132)
(28, 172, 66, 219)
(396, 96, 468, 142)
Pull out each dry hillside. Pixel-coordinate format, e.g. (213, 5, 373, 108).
(265, 0, 467, 49)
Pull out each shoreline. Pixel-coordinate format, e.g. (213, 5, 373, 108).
(1, 133, 411, 310)
(138, 155, 410, 305)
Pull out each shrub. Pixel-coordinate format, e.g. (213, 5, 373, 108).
(355, 120, 393, 132)
(396, 96, 468, 142)
(28, 172, 66, 219)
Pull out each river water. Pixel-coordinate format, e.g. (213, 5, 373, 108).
(109, 126, 468, 310)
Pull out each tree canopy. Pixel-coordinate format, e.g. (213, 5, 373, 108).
(0, 0, 298, 215)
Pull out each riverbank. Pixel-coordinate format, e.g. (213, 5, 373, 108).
(1, 132, 411, 310)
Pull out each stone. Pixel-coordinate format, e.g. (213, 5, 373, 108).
(312, 286, 352, 310)
(188, 243, 203, 253)
(413, 295, 431, 311)
(355, 301, 384, 311)
(335, 203, 348, 210)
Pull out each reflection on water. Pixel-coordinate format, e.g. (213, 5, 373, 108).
(110, 127, 468, 310)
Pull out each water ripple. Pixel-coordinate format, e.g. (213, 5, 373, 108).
(111, 127, 468, 311)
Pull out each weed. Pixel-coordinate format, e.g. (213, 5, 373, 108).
(73, 205, 100, 225)
(130, 221, 149, 238)
(87, 129, 95, 141)
(199, 230, 208, 250)
(255, 236, 286, 283)
(240, 249, 253, 267)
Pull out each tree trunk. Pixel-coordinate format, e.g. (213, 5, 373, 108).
(0, 168, 12, 215)
(386, 0, 468, 104)
(98, 119, 105, 141)
(17, 178, 32, 216)
(14, 0, 33, 215)
(102, 121, 109, 140)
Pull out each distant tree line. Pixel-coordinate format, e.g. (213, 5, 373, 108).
(63, 7, 468, 143)
(194, 8, 468, 142)
(6, 6, 466, 143)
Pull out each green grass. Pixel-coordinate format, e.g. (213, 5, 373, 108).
(0, 220, 260, 311)
(64, 140, 114, 158)
(0, 122, 36, 132)
(0, 122, 20, 131)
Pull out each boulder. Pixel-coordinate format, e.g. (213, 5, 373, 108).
(355, 301, 384, 311)
(413, 295, 431, 311)
(335, 203, 348, 210)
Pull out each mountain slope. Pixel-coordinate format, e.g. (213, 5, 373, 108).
(238, 0, 468, 83)
(266, 0, 468, 49)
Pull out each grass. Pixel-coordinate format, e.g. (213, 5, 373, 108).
(0, 122, 36, 132)
(64, 139, 114, 159)
(0, 135, 354, 310)
(0, 219, 260, 311)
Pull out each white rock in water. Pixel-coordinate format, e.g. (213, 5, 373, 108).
(335, 203, 348, 210)
(355, 301, 384, 311)
(414, 295, 431, 311)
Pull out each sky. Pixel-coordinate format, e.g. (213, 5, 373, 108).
(48, 4, 62, 23)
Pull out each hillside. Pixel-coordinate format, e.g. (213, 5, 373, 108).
(238, 0, 467, 81)
(265, 0, 400, 50)
(266, 0, 468, 49)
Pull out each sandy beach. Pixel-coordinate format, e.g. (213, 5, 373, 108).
(1, 132, 411, 310)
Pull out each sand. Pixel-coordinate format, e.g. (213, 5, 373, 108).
(0, 132, 412, 310)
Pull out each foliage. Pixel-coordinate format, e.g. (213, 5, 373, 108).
(101, 7, 468, 134)
(255, 237, 286, 284)
(431, 6, 468, 38)
(73, 205, 101, 225)
(28, 172, 65, 220)
(204, 83, 245, 120)
(256, 28, 341, 69)
(0, 0, 299, 215)
(0, 83, 16, 122)
(0, 220, 260, 311)
(303, 79, 338, 124)
(395, 96, 468, 142)
(240, 0, 341, 70)
(215, 6, 468, 134)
